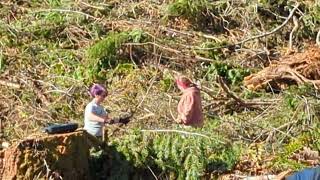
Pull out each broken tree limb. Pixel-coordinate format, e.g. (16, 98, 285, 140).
(143, 3, 301, 51)
(217, 76, 245, 105)
(236, 3, 300, 46)
(217, 76, 276, 109)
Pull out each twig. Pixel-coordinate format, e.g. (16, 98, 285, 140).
(167, 94, 177, 121)
(80, 1, 105, 10)
(126, 42, 214, 62)
(266, 103, 302, 142)
(137, 113, 155, 120)
(192, 3, 301, 51)
(43, 159, 51, 178)
(129, 45, 137, 66)
(288, 16, 299, 51)
(259, 8, 287, 20)
(147, 165, 159, 180)
(136, 55, 161, 109)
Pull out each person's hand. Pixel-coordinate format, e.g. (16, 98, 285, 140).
(103, 116, 110, 124)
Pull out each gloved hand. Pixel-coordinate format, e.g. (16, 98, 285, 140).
(107, 112, 132, 125)
(118, 112, 132, 124)
(111, 117, 120, 124)
(108, 112, 132, 124)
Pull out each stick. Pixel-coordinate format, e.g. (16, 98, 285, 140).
(43, 159, 51, 179)
(217, 76, 245, 105)
(147, 165, 159, 180)
(217, 76, 275, 107)
(153, 3, 300, 50)
(79, 1, 105, 10)
(165, 93, 177, 121)
(136, 71, 158, 109)
(288, 16, 299, 51)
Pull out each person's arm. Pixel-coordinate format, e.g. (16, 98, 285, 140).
(87, 112, 109, 123)
(86, 105, 110, 123)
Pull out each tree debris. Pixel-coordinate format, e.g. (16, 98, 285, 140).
(244, 46, 320, 90)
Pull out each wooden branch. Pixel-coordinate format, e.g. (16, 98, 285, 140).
(138, 3, 300, 51)
(217, 76, 275, 108)
(236, 3, 300, 46)
(217, 76, 245, 105)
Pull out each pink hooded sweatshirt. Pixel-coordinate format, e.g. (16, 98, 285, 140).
(177, 87, 203, 127)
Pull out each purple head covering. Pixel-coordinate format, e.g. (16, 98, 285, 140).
(89, 84, 107, 97)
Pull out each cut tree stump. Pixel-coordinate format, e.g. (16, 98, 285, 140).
(0, 130, 101, 180)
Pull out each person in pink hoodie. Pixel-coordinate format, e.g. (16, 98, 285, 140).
(175, 76, 204, 127)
